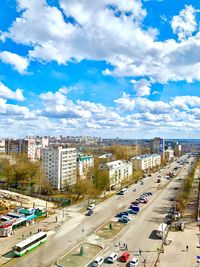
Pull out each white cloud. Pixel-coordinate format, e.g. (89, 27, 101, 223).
(171, 5, 198, 41)
(2, 1, 200, 86)
(0, 82, 25, 101)
(0, 51, 29, 74)
(130, 79, 151, 96)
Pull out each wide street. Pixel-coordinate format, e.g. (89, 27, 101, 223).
(3, 154, 192, 267)
(100, 156, 194, 267)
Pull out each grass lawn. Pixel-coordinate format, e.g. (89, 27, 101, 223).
(96, 221, 125, 239)
(57, 242, 102, 267)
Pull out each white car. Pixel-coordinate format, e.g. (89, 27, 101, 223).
(87, 204, 95, 210)
(92, 256, 104, 266)
(107, 252, 118, 263)
(130, 257, 139, 267)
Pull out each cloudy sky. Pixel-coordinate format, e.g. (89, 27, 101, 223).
(0, 0, 200, 138)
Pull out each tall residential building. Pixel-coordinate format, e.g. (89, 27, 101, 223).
(131, 154, 161, 171)
(100, 160, 132, 189)
(41, 147, 77, 189)
(5, 138, 37, 161)
(77, 155, 94, 179)
(150, 137, 165, 159)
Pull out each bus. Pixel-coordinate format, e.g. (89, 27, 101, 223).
(156, 223, 167, 239)
(13, 232, 47, 256)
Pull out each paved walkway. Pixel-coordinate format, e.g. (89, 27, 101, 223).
(159, 168, 200, 267)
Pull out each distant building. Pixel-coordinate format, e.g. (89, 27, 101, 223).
(165, 140, 181, 156)
(77, 155, 94, 179)
(131, 154, 161, 171)
(164, 149, 174, 160)
(150, 137, 165, 159)
(100, 160, 132, 188)
(41, 147, 77, 190)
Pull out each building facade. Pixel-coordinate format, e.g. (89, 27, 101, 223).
(131, 154, 161, 171)
(100, 160, 132, 188)
(41, 147, 77, 189)
(77, 155, 94, 179)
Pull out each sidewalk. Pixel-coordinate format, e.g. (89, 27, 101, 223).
(159, 168, 200, 267)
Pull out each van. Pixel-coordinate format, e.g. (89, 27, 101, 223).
(119, 188, 128, 195)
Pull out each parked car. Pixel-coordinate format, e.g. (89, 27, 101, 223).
(140, 181, 144, 185)
(86, 209, 94, 216)
(107, 253, 118, 263)
(87, 204, 95, 210)
(118, 216, 131, 223)
(131, 201, 140, 205)
(157, 179, 161, 183)
(116, 211, 129, 218)
(120, 252, 130, 262)
(92, 256, 104, 266)
(129, 257, 139, 267)
(128, 209, 137, 214)
(139, 198, 148, 204)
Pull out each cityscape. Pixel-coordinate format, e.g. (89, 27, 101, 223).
(0, 1, 200, 267)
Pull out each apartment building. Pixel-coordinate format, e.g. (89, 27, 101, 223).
(131, 154, 161, 171)
(5, 138, 36, 160)
(164, 149, 174, 160)
(77, 155, 94, 179)
(41, 147, 77, 189)
(100, 160, 132, 188)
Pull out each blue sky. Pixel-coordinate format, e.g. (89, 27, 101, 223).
(0, 0, 200, 138)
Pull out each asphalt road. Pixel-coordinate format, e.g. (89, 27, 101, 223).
(4, 154, 191, 267)
(99, 156, 194, 267)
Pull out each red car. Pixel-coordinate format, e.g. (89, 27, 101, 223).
(120, 252, 130, 262)
(139, 198, 148, 204)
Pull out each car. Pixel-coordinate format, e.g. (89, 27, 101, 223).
(140, 193, 149, 198)
(92, 256, 104, 266)
(118, 216, 131, 223)
(174, 187, 179, 190)
(166, 217, 172, 225)
(169, 197, 175, 201)
(147, 192, 152, 195)
(131, 201, 139, 206)
(116, 211, 129, 217)
(86, 209, 93, 216)
(148, 174, 152, 177)
(120, 252, 130, 262)
(107, 252, 118, 263)
(140, 181, 144, 185)
(128, 209, 137, 214)
(157, 179, 161, 183)
(87, 204, 95, 210)
(129, 257, 139, 267)
(139, 198, 148, 204)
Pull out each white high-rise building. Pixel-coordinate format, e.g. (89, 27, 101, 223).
(41, 147, 77, 189)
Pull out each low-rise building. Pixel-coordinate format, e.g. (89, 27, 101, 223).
(77, 155, 94, 179)
(100, 160, 132, 188)
(131, 154, 161, 171)
(41, 146, 77, 189)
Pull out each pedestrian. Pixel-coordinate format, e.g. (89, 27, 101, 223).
(119, 241, 121, 247)
(186, 245, 188, 251)
(22, 234, 24, 239)
(30, 231, 32, 236)
(125, 244, 128, 250)
(124, 243, 126, 248)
